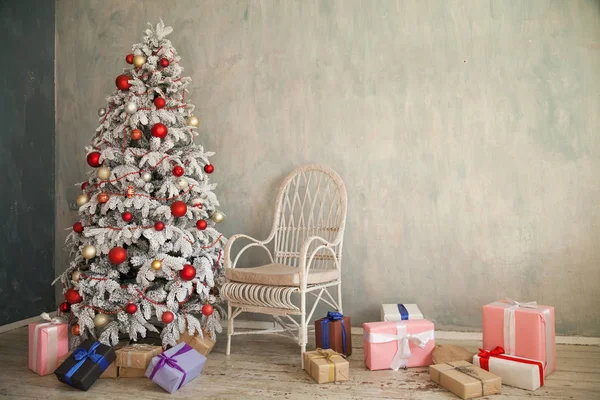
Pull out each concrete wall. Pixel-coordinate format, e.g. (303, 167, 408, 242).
(55, 0, 600, 336)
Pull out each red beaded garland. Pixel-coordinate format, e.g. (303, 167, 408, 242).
(86, 151, 102, 168)
(126, 54, 134, 64)
(125, 303, 138, 314)
(170, 201, 187, 218)
(172, 165, 184, 177)
(151, 123, 168, 139)
(196, 219, 207, 230)
(154, 221, 165, 231)
(204, 164, 214, 174)
(179, 264, 196, 281)
(202, 304, 214, 316)
(161, 311, 174, 324)
(108, 246, 128, 265)
(73, 222, 84, 233)
(153, 97, 166, 109)
(122, 212, 133, 222)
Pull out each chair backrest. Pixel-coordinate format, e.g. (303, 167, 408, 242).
(271, 164, 347, 270)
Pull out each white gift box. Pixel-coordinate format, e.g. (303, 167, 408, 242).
(473, 349, 544, 391)
(381, 304, 423, 321)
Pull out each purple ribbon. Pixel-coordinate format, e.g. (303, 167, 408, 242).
(149, 343, 192, 389)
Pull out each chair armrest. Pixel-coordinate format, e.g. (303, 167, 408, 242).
(298, 236, 340, 287)
(224, 234, 274, 269)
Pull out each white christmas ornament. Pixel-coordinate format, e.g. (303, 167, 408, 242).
(141, 171, 152, 182)
(175, 177, 188, 189)
(98, 108, 106, 117)
(125, 102, 138, 114)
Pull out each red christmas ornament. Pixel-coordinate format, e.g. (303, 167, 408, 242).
(161, 311, 175, 324)
(122, 212, 133, 222)
(71, 324, 81, 336)
(65, 288, 82, 304)
(202, 304, 214, 317)
(172, 165, 184, 177)
(126, 54, 134, 64)
(130, 129, 143, 140)
(196, 219, 207, 230)
(115, 74, 131, 90)
(170, 201, 187, 218)
(179, 264, 196, 281)
(73, 222, 84, 233)
(81, 181, 89, 190)
(154, 97, 166, 109)
(108, 246, 128, 264)
(154, 221, 165, 231)
(125, 303, 138, 314)
(151, 123, 168, 139)
(204, 164, 214, 174)
(59, 302, 71, 313)
(97, 192, 110, 204)
(159, 58, 170, 68)
(86, 151, 102, 168)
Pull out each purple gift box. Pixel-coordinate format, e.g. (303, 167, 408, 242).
(145, 342, 206, 393)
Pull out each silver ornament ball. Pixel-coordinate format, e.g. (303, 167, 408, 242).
(93, 313, 110, 328)
(124, 102, 138, 115)
(98, 108, 107, 117)
(81, 244, 96, 259)
(175, 177, 188, 190)
(141, 171, 152, 182)
(211, 210, 225, 223)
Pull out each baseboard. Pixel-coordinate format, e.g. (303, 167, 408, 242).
(0, 312, 58, 334)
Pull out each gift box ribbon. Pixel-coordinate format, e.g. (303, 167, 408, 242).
(478, 346, 544, 387)
(149, 343, 192, 390)
(307, 348, 343, 382)
(501, 298, 554, 373)
(436, 362, 486, 395)
(320, 311, 347, 355)
(363, 322, 434, 370)
(397, 304, 409, 320)
(65, 342, 110, 385)
(32, 312, 66, 374)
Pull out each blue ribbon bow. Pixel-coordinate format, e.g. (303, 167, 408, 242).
(149, 343, 192, 390)
(320, 311, 347, 355)
(64, 342, 109, 385)
(397, 304, 409, 320)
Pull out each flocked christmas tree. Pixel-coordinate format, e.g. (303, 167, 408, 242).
(54, 21, 226, 348)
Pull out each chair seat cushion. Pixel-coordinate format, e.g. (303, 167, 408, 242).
(225, 263, 339, 287)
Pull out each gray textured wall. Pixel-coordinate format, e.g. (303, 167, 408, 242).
(55, 0, 600, 336)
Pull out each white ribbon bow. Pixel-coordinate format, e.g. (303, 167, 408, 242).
(40, 312, 67, 324)
(364, 322, 434, 370)
(503, 298, 537, 355)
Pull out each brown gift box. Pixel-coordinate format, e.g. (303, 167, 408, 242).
(114, 344, 162, 369)
(56, 351, 118, 379)
(118, 367, 147, 378)
(176, 331, 216, 356)
(303, 349, 349, 384)
(314, 315, 352, 356)
(430, 360, 502, 399)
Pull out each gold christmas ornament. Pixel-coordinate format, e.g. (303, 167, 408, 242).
(96, 166, 111, 180)
(175, 177, 188, 190)
(211, 210, 225, 223)
(71, 270, 82, 282)
(93, 313, 110, 328)
(186, 115, 199, 127)
(76, 193, 89, 207)
(151, 260, 162, 270)
(133, 55, 146, 68)
(81, 244, 96, 259)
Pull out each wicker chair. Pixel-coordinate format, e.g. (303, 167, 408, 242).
(222, 164, 348, 366)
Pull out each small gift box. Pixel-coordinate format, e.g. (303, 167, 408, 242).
(54, 339, 116, 391)
(57, 351, 118, 379)
(146, 342, 207, 393)
(115, 343, 162, 378)
(473, 346, 544, 391)
(176, 331, 216, 356)
(315, 312, 352, 356)
(381, 304, 424, 321)
(482, 299, 555, 375)
(363, 320, 435, 370)
(303, 349, 349, 384)
(430, 360, 502, 399)
(28, 313, 69, 376)
(119, 367, 146, 378)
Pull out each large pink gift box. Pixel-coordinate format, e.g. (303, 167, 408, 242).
(363, 320, 435, 371)
(482, 299, 556, 376)
(28, 313, 69, 376)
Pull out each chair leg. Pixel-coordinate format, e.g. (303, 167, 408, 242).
(226, 302, 233, 356)
(337, 283, 343, 314)
(300, 291, 307, 368)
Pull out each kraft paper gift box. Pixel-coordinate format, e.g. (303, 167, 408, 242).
(381, 304, 424, 321)
(145, 342, 207, 393)
(54, 340, 116, 391)
(363, 320, 435, 370)
(315, 312, 352, 356)
(430, 360, 502, 399)
(119, 367, 147, 378)
(482, 299, 556, 376)
(303, 349, 349, 384)
(176, 331, 216, 356)
(473, 346, 544, 391)
(115, 343, 162, 378)
(28, 313, 69, 376)
(58, 351, 118, 378)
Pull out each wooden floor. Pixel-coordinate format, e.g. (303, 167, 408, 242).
(1, 327, 599, 399)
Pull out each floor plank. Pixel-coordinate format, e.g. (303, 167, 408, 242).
(1, 327, 598, 399)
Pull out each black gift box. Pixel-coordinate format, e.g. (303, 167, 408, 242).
(54, 339, 116, 391)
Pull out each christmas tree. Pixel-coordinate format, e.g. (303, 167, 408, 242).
(55, 21, 226, 348)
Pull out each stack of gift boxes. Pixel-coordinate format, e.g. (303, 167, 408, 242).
(304, 299, 555, 399)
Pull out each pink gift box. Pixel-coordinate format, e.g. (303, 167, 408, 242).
(482, 299, 556, 376)
(28, 316, 69, 376)
(363, 320, 435, 371)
